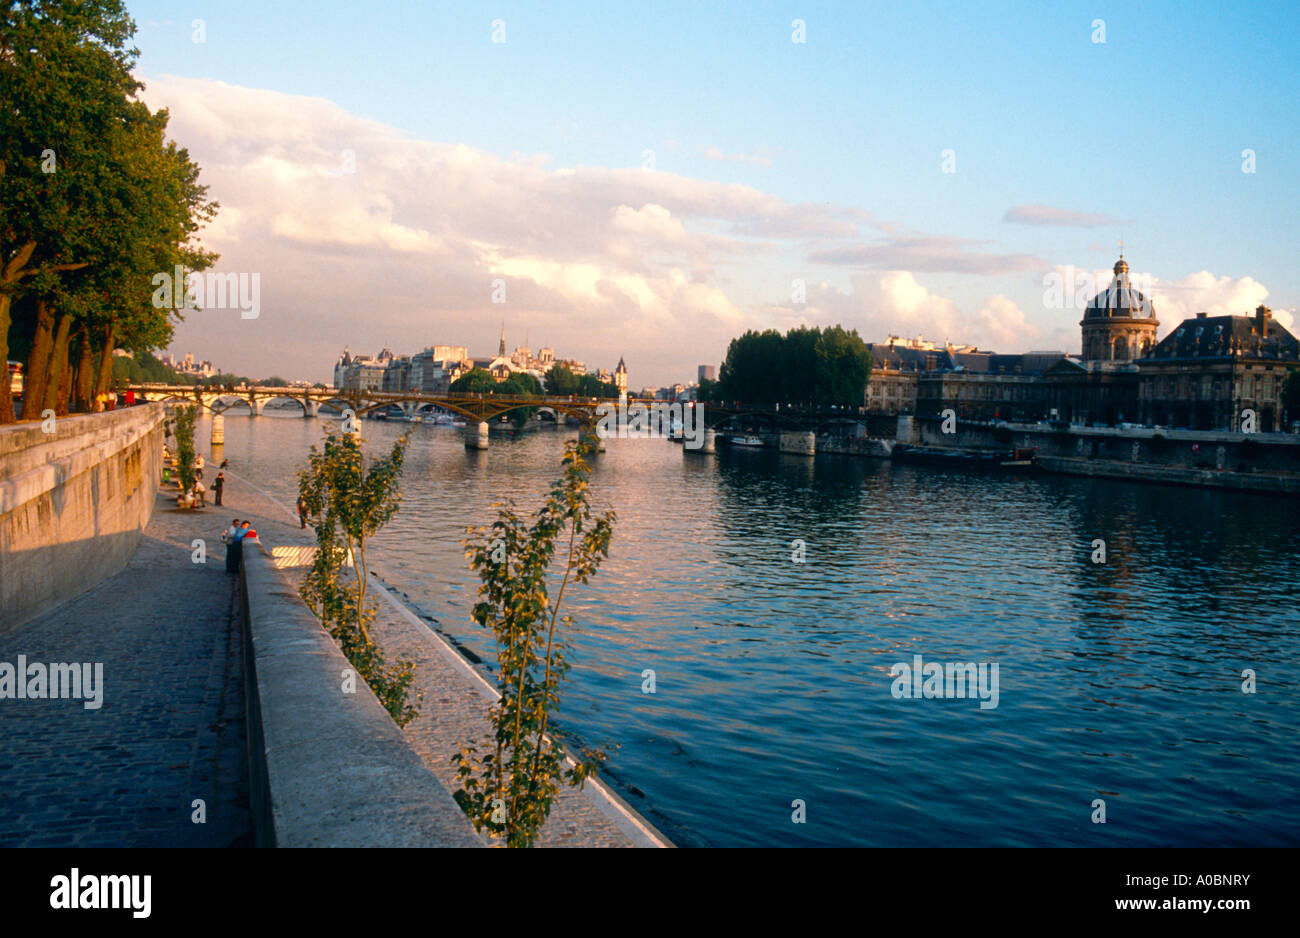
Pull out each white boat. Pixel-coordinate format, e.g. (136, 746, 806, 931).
(730, 435, 764, 447)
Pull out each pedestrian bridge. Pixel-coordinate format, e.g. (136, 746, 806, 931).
(127, 383, 621, 425)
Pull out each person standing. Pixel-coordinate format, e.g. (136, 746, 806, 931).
(212, 472, 225, 506)
(193, 478, 206, 508)
(223, 519, 242, 574)
(195, 452, 205, 480)
(296, 495, 309, 529)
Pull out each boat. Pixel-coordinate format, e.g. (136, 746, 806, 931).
(891, 444, 1037, 472)
(730, 435, 764, 448)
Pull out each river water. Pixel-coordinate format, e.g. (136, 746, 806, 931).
(200, 409, 1300, 847)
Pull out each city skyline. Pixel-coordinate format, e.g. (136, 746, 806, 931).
(130, 1, 1299, 386)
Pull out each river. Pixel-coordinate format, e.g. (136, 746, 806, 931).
(199, 408, 1300, 847)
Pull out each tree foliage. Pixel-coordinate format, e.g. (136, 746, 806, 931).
(543, 363, 579, 395)
(298, 428, 419, 727)
(453, 441, 615, 847)
(715, 325, 872, 407)
(0, 0, 217, 423)
(173, 405, 197, 491)
(1281, 368, 1300, 430)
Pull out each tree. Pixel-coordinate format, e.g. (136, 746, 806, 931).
(715, 324, 872, 407)
(1282, 368, 1300, 430)
(450, 368, 497, 394)
(174, 405, 197, 492)
(576, 373, 618, 398)
(298, 427, 419, 726)
(494, 376, 539, 428)
(0, 2, 216, 422)
(544, 363, 579, 395)
(453, 441, 615, 846)
(814, 325, 872, 408)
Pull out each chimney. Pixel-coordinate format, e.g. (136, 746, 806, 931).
(1196, 312, 1206, 318)
(1255, 305, 1271, 335)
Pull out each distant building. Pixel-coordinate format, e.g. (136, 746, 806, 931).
(1137, 305, 1299, 431)
(868, 255, 1300, 431)
(615, 357, 628, 393)
(698, 364, 716, 383)
(382, 356, 411, 392)
(173, 352, 216, 378)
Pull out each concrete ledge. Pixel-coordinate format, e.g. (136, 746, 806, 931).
(239, 536, 483, 847)
(1038, 456, 1300, 494)
(367, 574, 674, 847)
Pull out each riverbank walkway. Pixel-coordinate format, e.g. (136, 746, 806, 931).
(0, 488, 252, 847)
(1, 460, 662, 847)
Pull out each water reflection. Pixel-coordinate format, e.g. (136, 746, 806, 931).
(199, 414, 1300, 847)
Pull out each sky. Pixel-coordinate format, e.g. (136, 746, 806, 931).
(125, 1, 1300, 387)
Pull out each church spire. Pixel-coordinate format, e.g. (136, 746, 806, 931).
(499, 320, 506, 357)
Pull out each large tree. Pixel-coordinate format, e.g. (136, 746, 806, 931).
(0, 1, 216, 422)
(716, 324, 872, 407)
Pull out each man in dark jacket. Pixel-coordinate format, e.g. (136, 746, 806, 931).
(223, 520, 242, 574)
(213, 472, 225, 506)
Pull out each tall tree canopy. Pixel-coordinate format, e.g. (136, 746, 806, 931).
(1, 0, 217, 422)
(715, 325, 872, 407)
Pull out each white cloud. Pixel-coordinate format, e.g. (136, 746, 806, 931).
(1003, 204, 1120, 228)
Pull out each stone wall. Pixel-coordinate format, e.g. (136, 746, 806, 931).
(0, 405, 164, 633)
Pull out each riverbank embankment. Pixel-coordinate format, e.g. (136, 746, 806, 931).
(220, 464, 671, 847)
(1, 404, 165, 632)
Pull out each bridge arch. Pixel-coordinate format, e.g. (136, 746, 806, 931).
(256, 395, 308, 414)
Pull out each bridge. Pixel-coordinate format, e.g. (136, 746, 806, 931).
(127, 383, 619, 423)
(126, 384, 897, 452)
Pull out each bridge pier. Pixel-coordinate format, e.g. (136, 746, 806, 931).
(779, 431, 816, 456)
(247, 398, 265, 417)
(303, 399, 320, 418)
(464, 420, 490, 450)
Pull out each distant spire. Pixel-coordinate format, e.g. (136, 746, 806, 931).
(499, 320, 506, 357)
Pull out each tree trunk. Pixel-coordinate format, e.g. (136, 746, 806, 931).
(73, 323, 95, 413)
(0, 292, 13, 424)
(93, 321, 117, 404)
(45, 312, 73, 416)
(21, 298, 55, 420)
(0, 241, 38, 425)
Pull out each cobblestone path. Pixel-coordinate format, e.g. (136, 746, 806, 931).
(0, 477, 273, 847)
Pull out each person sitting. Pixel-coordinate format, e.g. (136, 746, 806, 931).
(193, 479, 206, 508)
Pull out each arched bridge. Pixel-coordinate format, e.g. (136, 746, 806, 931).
(126, 383, 624, 424)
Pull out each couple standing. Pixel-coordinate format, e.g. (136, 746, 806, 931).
(221, 519, 259, 573)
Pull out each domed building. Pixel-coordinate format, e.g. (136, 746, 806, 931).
(1080, 256, 1159, 362)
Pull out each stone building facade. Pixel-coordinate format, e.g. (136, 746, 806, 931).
(863, 255, 1300, 432)
(1137, 305, 1299, 431)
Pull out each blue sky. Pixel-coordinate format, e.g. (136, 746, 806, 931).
(126, 1, 1300, 384)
